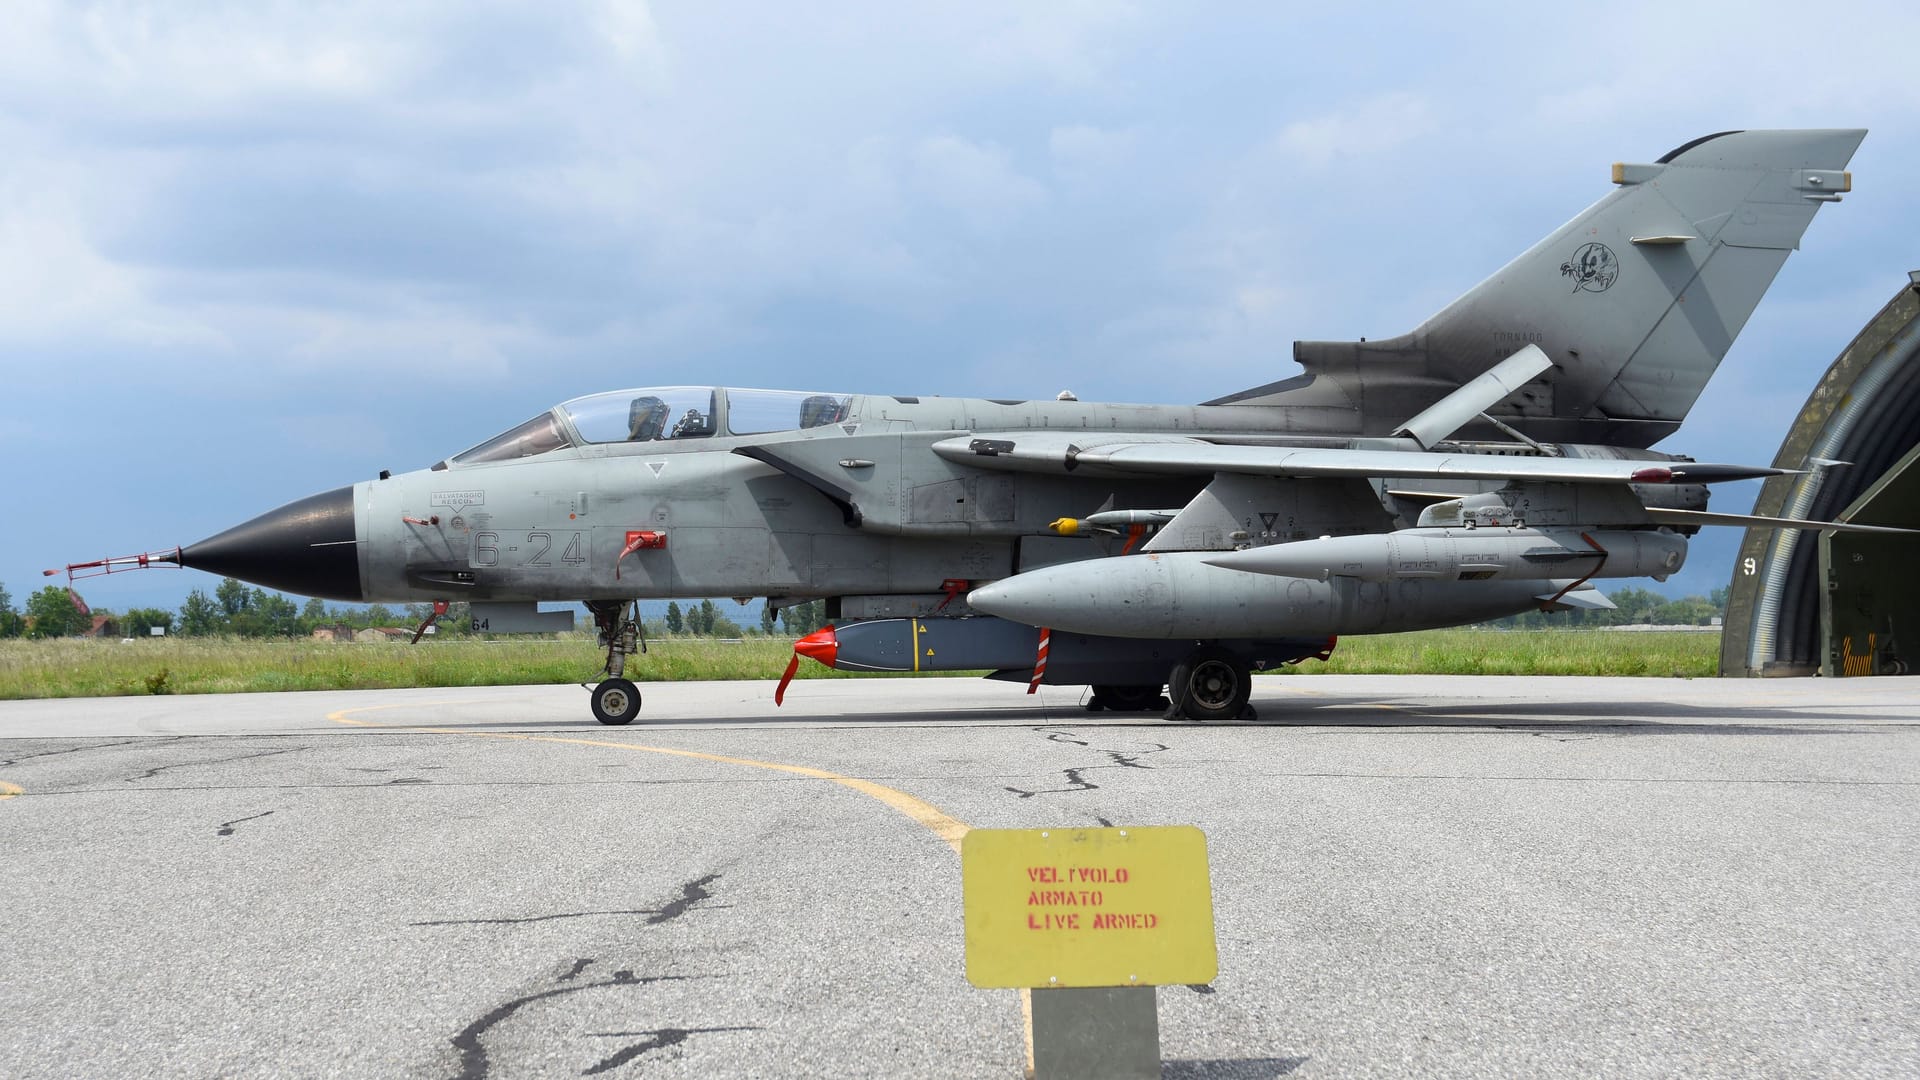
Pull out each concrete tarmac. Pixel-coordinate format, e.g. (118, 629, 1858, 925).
(2, 674, 1917, 1078)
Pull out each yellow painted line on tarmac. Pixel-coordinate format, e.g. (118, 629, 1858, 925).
(325, 704, 972, 852)
(325, 701, 451, 727)
(0, 780, 23, 802)
(328, 700, 1026, 1068)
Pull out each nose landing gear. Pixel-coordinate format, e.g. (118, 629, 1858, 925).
(587, 600, 646, 725)
(591, 677, 642, 725)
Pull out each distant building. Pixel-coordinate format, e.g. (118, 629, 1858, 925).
(354, 627, 414, 644)
(311, 625, 358, 643)
(81, 616, 119, 639)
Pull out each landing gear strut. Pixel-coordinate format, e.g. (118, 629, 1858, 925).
(1165, 646, 1255, 722)
(587, 600, 645, 725)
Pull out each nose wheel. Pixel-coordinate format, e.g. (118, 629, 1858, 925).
(587, 600, 648, 725)
(591, 677, 642, 725)
(1165, 646, 1255, 721)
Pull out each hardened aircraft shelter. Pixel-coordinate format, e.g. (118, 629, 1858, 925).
(1722, 272, 1920, 677)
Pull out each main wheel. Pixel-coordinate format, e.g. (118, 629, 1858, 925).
(1091, 684, 1165, 712)
(591, 678, 642, 725)
(1168, 647, 1250, 721)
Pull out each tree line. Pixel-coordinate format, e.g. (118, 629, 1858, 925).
(661, 598, 827, 638)
(0, 578, 1727, 641)
(1479, 586, 1729, 629)
(0, 579, 831, 641)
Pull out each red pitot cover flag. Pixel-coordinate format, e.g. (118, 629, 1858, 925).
(68, 588, 91, 617)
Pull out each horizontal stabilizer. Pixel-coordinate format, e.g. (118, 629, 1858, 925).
(1646, 507, 1919, 535)
(1538, 587, 1617, 611)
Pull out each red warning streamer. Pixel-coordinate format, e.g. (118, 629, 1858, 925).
(933, 578, 970, 612)
(1027, 627, 1051, 695)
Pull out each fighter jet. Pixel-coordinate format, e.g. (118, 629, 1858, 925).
(60, 129, 1887, 723)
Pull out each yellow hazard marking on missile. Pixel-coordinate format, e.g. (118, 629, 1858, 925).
(326, 704, 971, 852)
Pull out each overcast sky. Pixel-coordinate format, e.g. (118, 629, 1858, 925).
(8, 0, 1920, 613)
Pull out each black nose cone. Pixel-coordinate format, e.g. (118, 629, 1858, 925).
(179, 485, 364, 601)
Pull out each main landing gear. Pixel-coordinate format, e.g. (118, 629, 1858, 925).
(1086, 646, 1259, 722)
(587, 600, 645, 725)
(1164, 646, 1256, 722)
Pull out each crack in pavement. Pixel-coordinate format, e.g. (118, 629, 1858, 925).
(581, 1026, 759, 1075)
(413, 874, 723, 928)
(647, 873, 719, 925)
(124, 746, 307, 783)
(448, 962, 702, 1080)
(215, 810, 275, 837)
(1003, 728, 1175, 799)
(1006, 766, 1099, 799)
(0, 738, 177, 767)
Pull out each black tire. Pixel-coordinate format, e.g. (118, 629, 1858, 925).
(1092, 684, 1164, 712)
(1169, 647, 1250, 721)
(591, 678, 642, 725)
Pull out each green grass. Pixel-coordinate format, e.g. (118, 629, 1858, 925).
(0, 628, 1720, 700)
(1306, 629, 1718, 678)
(0, 636, 837, 700)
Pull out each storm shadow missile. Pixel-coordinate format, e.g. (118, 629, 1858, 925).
(1202, 526, 1686, 583)
(774, 615, 1331, 702)
(792, 616, 1049, 674)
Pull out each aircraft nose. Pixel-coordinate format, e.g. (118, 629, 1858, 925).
(178, 485, 365, 601)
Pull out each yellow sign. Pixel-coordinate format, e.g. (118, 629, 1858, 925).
(961, 826, 1217, 988)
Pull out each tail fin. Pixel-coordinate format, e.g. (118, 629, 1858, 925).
(1213, 129, 1867, 448)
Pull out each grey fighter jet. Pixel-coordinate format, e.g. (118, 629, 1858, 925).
(61, 129, 1889, 722)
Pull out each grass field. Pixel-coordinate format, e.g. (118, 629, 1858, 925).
(0, 629, 1719, 700)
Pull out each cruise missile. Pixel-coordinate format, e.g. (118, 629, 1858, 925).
(790, 615, 1048, 674)
(775, 615, 1332, 701)
(1201, 526, 1686, 583)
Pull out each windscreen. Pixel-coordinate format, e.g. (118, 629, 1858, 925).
(450, 412, 572, 465)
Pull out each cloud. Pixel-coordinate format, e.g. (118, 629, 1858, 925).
(1048, 124, 1137, 180)
(965, 2, 1147, 88)
(1273, 91, 1435, 169)
(910, 134, 1048, 228)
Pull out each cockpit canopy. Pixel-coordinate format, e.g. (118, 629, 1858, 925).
(448, 387, 853, 466)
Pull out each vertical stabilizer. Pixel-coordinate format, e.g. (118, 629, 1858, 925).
(1212, 129, 1866, 448)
